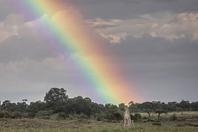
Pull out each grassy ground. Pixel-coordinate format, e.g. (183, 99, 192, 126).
(140, 111, 198, 119)
(0, 118, 198, 132)
(0, 112, 198, 132)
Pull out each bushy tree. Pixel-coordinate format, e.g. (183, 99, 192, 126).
(44, 88, 68, 112)
(1, 100, 16, 112)
(44, 88, 68, 105)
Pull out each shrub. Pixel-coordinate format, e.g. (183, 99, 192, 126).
(35, 110, 53, 119)
(131, 113, 142, 121)
(0, 111, 5, 118)
(0, 111, 15, 118)
(170, 114, 177, 121)
(113, 112, 123, 121)
(50, 112, 66, 120)
(68, 113, 88, 120)
(12, 111, 22, 118)
(152, 122, 162, 126)
(95, 113, 106, 121)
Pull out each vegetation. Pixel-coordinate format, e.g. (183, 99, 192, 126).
(0, 88, 198, 131)
(0, 88, 198, 121)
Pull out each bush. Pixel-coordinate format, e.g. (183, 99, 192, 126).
(131, 113, 142, 121)
(35, 110, 53, 119)
(0, 111, 16, 118)
(152, 122, 162, 126)
(50, 112, 66, 120)
(0, 111, 5, 118)
(170, 114, 177, 121)
(95, 113, 106, 121)
(12, 112, 22, 118)
(68, 113, 88, 120)
(113, 112, 123, 121)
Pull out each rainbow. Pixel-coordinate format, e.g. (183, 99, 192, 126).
(18, 0, 139, 104)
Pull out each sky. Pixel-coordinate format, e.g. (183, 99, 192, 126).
(0, 0, 198, 103)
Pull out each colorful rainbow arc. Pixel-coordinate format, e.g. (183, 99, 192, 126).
(21, 0, 139, 104)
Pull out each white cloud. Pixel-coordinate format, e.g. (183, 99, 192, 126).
(88, 12, 198, 43)
(99, 32, 127, 44)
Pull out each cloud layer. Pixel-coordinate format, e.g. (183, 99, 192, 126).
(1, 12, 198, 45)
(0, 0, 198, 103)
(88, 12, 198, 43)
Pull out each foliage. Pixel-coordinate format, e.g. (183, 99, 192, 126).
(169, 114, 177, 121)
(131, 113, 142, 121)
(0, 87, 198, 121)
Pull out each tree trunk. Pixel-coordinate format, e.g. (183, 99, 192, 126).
(157, 113, 161, 121)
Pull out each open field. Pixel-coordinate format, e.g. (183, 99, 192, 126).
(0, 111, 198, 132)
(0, 117, 198, 132)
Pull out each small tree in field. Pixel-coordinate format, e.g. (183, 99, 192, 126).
(156, 110, 167, 121)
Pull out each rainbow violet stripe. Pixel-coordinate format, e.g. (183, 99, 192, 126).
(21, 0, 139, 104)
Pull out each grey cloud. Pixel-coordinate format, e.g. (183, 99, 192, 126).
(88, 12, 198, 43)
(0, 14, 69, 63)
(109, 37, 198, 102)
(0, 56, 103, 102)
(0, 36, 57, 63)
(0, 0, 198, 103)
(1, 0, 198, 20)
(76, 0, 198, 19)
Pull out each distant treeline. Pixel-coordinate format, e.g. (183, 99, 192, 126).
(0, 88, 198, 121)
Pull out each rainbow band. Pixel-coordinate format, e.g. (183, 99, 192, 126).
(22, 0, 137, 104)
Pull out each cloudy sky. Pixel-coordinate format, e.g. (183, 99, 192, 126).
(0, 0, 198, 103)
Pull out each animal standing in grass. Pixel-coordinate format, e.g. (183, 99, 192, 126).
(123, 106, 134, 128)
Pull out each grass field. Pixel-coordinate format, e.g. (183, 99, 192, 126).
(0, 112, 198, 132)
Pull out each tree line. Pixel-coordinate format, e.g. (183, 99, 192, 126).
(0, 88, 198, 121)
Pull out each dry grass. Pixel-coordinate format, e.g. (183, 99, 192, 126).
(0, 111, 198, 132)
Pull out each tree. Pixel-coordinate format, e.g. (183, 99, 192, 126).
(1, 100, 16, 112)
(28, 101, 46, 117)
(44, 88, 68, 105)
(167, 102, 177, 111)
(119, 103, 126, 111)
(44, 88, 68, 112)
(104, 104, 120, 121)
(191, 102, 198, 111)
(141, 102, 153, 119)
(155, 110, 167, 121)
(179, 100, 190, 111)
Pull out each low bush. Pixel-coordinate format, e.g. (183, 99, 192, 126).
(169, 114, 177, 121)
(35, 110, 53, 119)
(131, 113, 142, 121)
